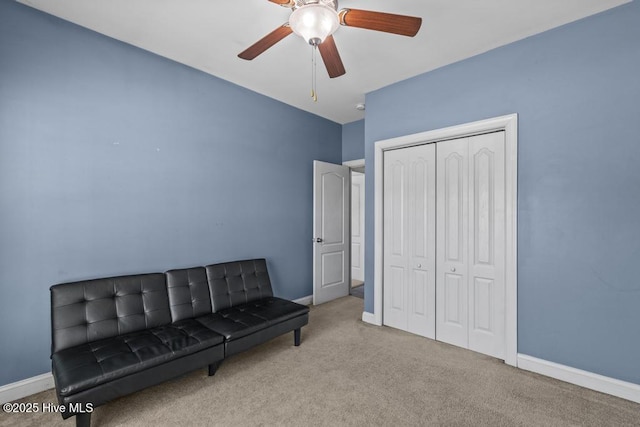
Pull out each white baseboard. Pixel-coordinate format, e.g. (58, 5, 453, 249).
(517, 354, 640, 404)
(362, 311, 378, 325)
(0, 373, 54, 404)
(293, 295, 313, 306)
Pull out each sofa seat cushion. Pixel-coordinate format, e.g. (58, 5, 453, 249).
(196, 297, 309, 341)
(52, 319, 224, 397)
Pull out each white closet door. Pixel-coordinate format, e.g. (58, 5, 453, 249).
(468, 132, 506, 359)
(436, 137, 470, 348)
(435, 132, 506, 358)
(383, 149, 408, 331)
(382, 132, 507, 359)
(383, 144, 436, 338)
(407, 146, 436, 338)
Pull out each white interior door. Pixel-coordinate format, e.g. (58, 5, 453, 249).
(313, 161, 350, 305)
(351, 172, 365, 282)
(436, 137, 470, 348)
(467, 132, 506, 359)
(383, 144, 436, 338)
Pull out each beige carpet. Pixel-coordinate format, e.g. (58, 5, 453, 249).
(2, 296, 638, 426)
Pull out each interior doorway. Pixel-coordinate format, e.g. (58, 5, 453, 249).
(311, 159, 366, 305)
(344, 159, 365, 299)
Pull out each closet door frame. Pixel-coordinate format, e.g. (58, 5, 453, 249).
(372, 114, 518, 367)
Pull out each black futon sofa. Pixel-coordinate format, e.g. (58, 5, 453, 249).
(50, 259, 309, 427)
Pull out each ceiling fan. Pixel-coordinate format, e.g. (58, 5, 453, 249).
(238, 0, 422, 79)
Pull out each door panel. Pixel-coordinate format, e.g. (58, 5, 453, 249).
(412, 269, 427, 315)
(468, 132, 505, 359)
(412, 160, 428, 259)
(474, 149, 494, 265)
(407, 146, 436, 339)
(321, 252, 345, 287)
(322, 173, 345, 244)
(444, 273, 463, 325)
(390, 161, 405, 256)
(313, 161, 350, 305)
(384, 152, 407, 330)
(473, 277, 493, 332)
(384, 145, 436, 338)
(436, 138, 469, 348)
(391, 266, 404, 310)
(445, 153, 464, 262)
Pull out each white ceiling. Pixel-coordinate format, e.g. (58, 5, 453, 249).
(19, 0, 629, 124)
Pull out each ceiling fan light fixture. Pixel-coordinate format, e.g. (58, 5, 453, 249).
(289, 4, 339, 46)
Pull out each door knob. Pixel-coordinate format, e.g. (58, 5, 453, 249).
(417, 264, 422, 268)
(314, 238, 323, 243)
(451, 267, 456, 272)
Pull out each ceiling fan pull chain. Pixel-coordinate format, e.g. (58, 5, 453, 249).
(311, 46, 316, 98)
(311, 45, 318, 102)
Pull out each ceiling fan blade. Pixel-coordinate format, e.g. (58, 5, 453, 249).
(318, 35, 346, 78)
(238, 24, 293, 60)
(339, 9, 422, 37)
(268, 0, 294, 6)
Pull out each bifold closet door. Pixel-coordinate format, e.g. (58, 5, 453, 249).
(435, 137, 470, 349)
(383, 144, 436, 339)
(436, 132, 506, 359)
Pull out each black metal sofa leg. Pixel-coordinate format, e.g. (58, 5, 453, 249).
(208, 361, 222, 376)
(76, 412, 91, 427)
(294, 328, 301, 346)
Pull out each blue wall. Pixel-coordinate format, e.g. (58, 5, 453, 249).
(342, 119, 365, 162)
(364, 1, 640, 385)
(0, 1, 341, 386)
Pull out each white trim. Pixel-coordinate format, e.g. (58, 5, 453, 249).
(342, 159, 365, 169)
(517, 354, 640, 404)
(361, 311, 377, 325)
(374, 114, 518, 366)
(503, 116, 518, 367)
(374, 144, 384, 327)
(0, 373, 54, 404)
(293, 295, 313, 306)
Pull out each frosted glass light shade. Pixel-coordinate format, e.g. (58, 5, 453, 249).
(289, 4, 339, 45)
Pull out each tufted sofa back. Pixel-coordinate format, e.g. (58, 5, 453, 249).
(50, 259, 276, 354)
(50, 274, 171, 353)
(205, 259, 273, 312)
(165, 267, 212, 322)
